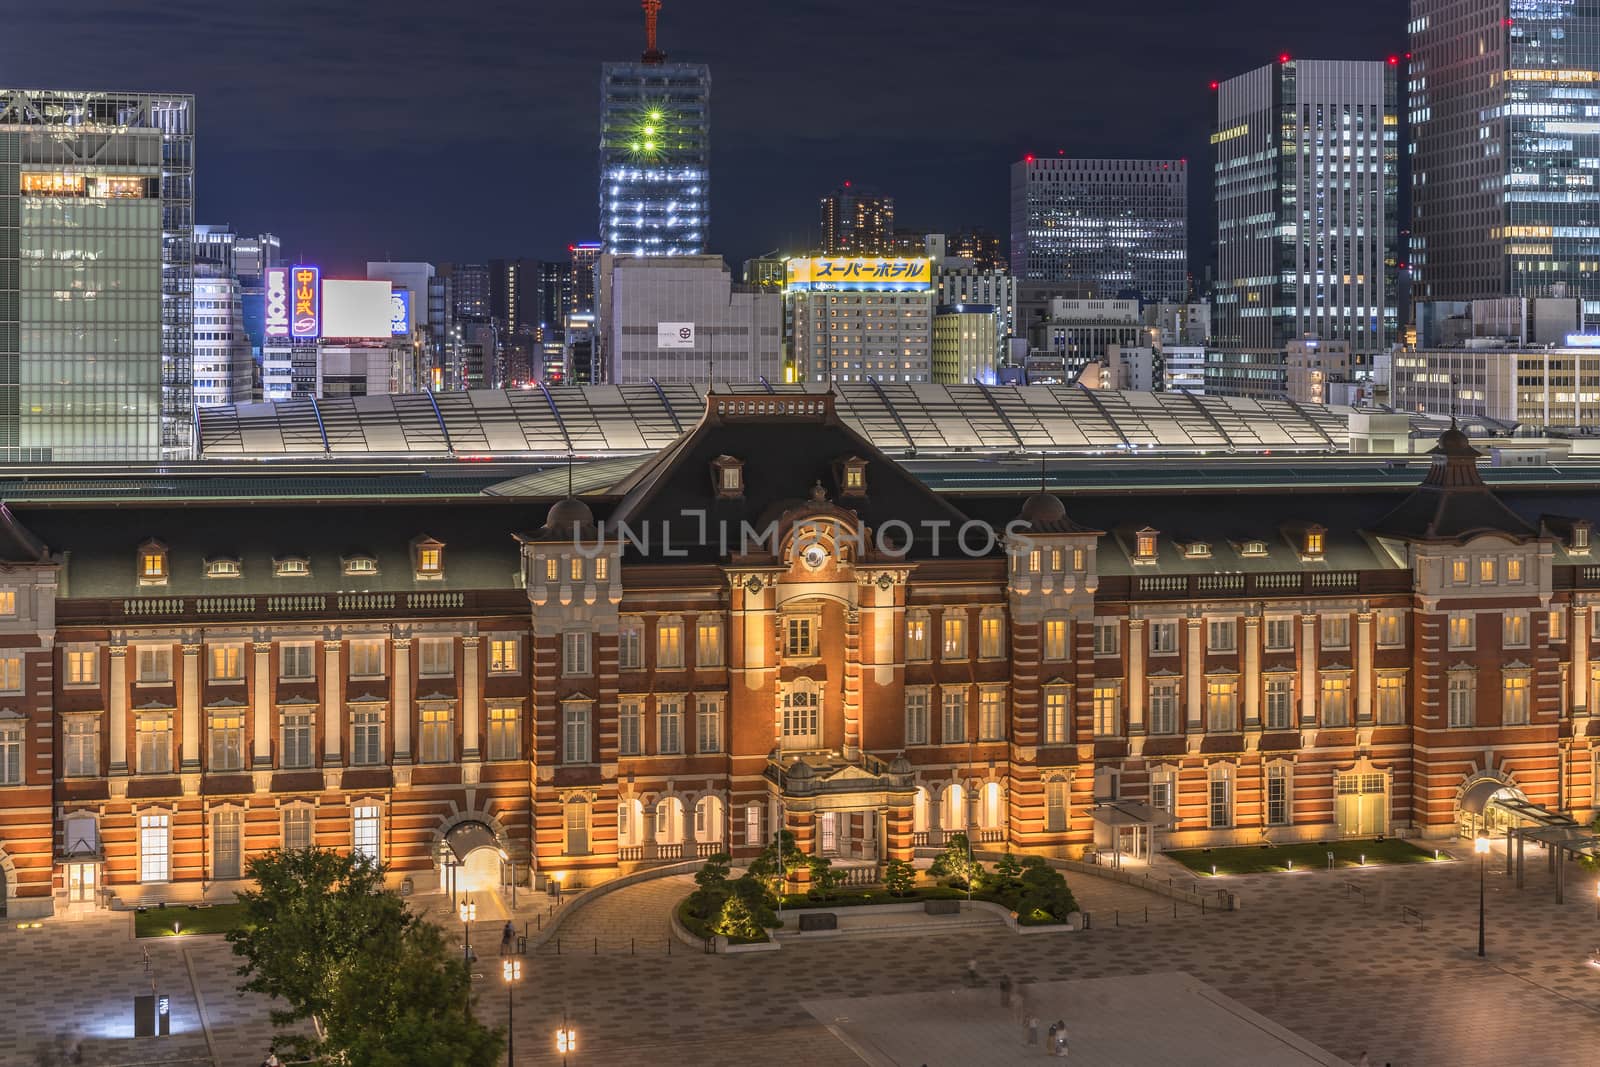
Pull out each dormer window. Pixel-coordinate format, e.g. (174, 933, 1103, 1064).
(205, 557, 241, 579)
(137, 540, 168, 586)
(1239, 540, 1268, 558)
(835, 455, 868, 497)
(1303, 525, 1326, 560)
(1575, 521, 1592, 554)
(342, 554, 379, 577)
(413, 536, 445, 580)
(1183, 541, 1211, 560)
(1134, 527, 1159, 563)
(710, 455, 744, 499)
(274, 556, 310, 578)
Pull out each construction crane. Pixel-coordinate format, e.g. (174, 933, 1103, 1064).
(641, 0, 666, 64)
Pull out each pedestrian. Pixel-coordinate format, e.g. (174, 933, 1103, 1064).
(965, 958, 979, 986)
(1056, 1029, 1068, 1058)
(1357, 1054, 1370, 1067)
(500, 920, 515, 956)
(999, 972, 1013, 1008)
(1027, 1016, 1040, 1046)
(263, 1054, 282, 1067)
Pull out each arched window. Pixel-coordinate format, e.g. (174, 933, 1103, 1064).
(655, 796, 684, 845)
(694, 795, 723, 843)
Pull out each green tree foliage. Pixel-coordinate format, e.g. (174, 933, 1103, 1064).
(746, 829, 806, 897)
(694, 852, 732, 892)
(711, 891, 766, 941)
(806, 855, 846, 901)
(992, 850, 1023, 893)
(928, 832, 984, 889)
(1015, 855, 1078, 923)
(882, 858, 917, 897)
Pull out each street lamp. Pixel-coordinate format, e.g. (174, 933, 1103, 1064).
(501, 959, 521, 1067)
(460, 898, 477, 965)
(1475, 836, 1490, 958)
(555, 1018, 577, 1067)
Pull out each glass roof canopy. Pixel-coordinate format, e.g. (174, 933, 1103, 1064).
(197, 384, 1352, 460)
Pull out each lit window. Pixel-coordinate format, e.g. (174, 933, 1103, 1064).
(1134, 528, 1159, 561)
(1506, 556, 1524, 583)
(1206, 679, 1238, 732)
(1375, 610, 1404, 647)
(1451, 559, 1468, 583)
(1376, 673, 1406, 724)
(342, 555, 379, 576)
(140, 814, 170, 882)
(419, 706, 452, 763)
(205, 558, 241, 579)
(1447, 613, 1474, 650)
(657, 620, 685, 668)
(349, 639, 384, 677)
(1092, 683, 1120, 737)
(1321, 614, 1350, 649)
(209, 644, 243, 681)
(979, 614, 1005, 658)
(353, 806, 381, 862)
(1503, 612, 1529, 648)
(1503, 673, 1531, 726)
(1479, 558, 1496, 583)
(1044, 618, 1069, 660)
(138, 541, 168, 584)
(696, 617, 724, 667)
(274, 556, 310, 578)
(1320, 674, 1350, 726)
(1304, 528, 1325, 557)
(490, 637, 519, 673)
(1550, 609, 1567, 642)
(596, 556, 609, 581)
(0, 590, 14, 616)
(136, 713, 172, 775)
(570, 557, 584, 582)
(906, 614, 930, 660)
(209, 711, 244, 771)
(415, 539, 444, 579)
(941, 614, 966, 659)
(544, 558, 558, 582)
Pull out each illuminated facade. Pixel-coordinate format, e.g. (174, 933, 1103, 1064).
(0, 88, 195, 461)
(1410, 2, 1600, 319)
(1210, 59, 1397, 397)
(598, 61, 710, 256)
(1009, 157, 1187, 301)
(932, 304, 999, 384)
(1392, 342, 1600, 428)
(786, 258, 935, 384)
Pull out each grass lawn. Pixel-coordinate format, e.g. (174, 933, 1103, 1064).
(133, 901, 250, 938)
(1166, 838, 1447, 876)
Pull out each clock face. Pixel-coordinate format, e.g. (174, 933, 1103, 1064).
(801, 544, 827, 570)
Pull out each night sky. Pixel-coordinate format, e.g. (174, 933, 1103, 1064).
(2, 0, 1404, 275)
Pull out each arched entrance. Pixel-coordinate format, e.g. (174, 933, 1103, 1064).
(1458, 776, 1529, 839)
(655, 797, 684, 846)
(694, 795, 724, 847)
(440, 821, 514, 909)
(940, 782, 966, 837)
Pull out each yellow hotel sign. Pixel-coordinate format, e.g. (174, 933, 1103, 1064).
(786, 257, 932, 290)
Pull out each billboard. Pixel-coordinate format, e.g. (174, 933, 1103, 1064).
(390, 289, 412, 336)
(321, 279, 395, 339)
(290, 265, 321, 338)
(265, 267, 289, 337)
(785, 257, 932, 292)
(657, 322, 696, 349)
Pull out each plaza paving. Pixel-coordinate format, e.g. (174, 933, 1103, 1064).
(6, 842, 1600, 1066)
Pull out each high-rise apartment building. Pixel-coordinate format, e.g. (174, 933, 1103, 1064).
(570, 242, 602, 316)
(538, 260, 572, 341)
(788, 257, 935, 384)
(948, 227, 1007, 271)
(599, 3, 710, 256)
(192, 227, 252, 407)
(1209, 58, 1397, 397)
(0, 89, 194, 461)
(1410, 2, 1600, 319)
(820, 183, 894, 255)
(490, 258, 542, 337)
(1009, 157, 1187, 301)
(447, 262, 492, 322)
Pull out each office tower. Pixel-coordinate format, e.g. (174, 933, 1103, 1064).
(1410, 3, 1600, 319)
(1028, 298, 1154, 383)
(932, 304, 999, 384)
(368, 262, 445, 386)
(1210, 58, 1397, 396)
(0, 89, 193, 461)
(596, 254, 781, 384)
(446, 262, 492, 322)
(570, 242, 602, 316)
(820, 183, 894, 254)
(490, 258, 543, 337)
(1009, 157, 1187, 301)
(537, 260, 571, 342)
(787, 256, 935, 384)
(936, 267, 1017, 367)
(599, 1, 710, 255)
(191, 227, 253, 407)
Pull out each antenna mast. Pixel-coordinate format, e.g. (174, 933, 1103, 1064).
(642, 0, 666, 64)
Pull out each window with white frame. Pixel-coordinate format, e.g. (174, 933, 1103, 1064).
(1092, 682, 1120, 737)
(281, 710, 313, 768)
(1451, 558, 1468, 584)
(1093, 618, 1119, 656)
(786, 615, 819, 659)
(906, 613, 930, 660)
(283, 806, 314, 851)
(696, 695, 722, 753)
(209, 710, 244, 771)
(139, 813, 169, 882)
(1503, 672, 1531, 726)
(657, 619, 685, 667)
(418, 706, 452, 763)
(489, 637, 519, 673)
(209, 643, 244, 681)
(979, 688, 1006, 741)
(136, 712, 172, 774)
(1502, 611, 1529, 649)
(280, 642, 315, 680)
(1044, 687, 1070, 744)
(1043, 617, 1069, 661)
(565, 798, 590, 855)
(1447, 613, 1474, 651)
(213, 809, 242, 880)
(941, 688, 966, 743)
(1266, 765, 1290, 826)
(64, 715, 98, 777)
(0, 720, 20, 784)
(136, 646, 171, 684)
(1550, 609, 1567, 642)
(560, 703, 592, 764)
(781, 684, 820, 745)
(1264, 675, 1294, 730)
(1206, 678, 1238, 732)
(1480, 557, 1497, 583)
(1320, 674, 1351, 727)
(66, 648, 98, 686)
(1375, 610, 1405, 647)
(0, 654, 20, 694)
(562, 632, 591, 676)
(1207, 619, 1236, 653)
(352, 805, 380, 862)
(657, 696, 684, 754)
(1320, 614, 1350, 650)
(941, 613, 966, 659)
(1149, 620, 1178, 655)
(1506, 556, 1524, 583)
(417, 637, 452, 677)
(1376, 672, 1406, 725)
(1207, 765, 1234, 828)
(1264, 616, 1294, 652)
(1148, 679, 1178, 734)
(696, 617, 725, 667)
(1149, 770, 1175, 814)
(619, 618, 643, 669)
(745, 803, 762, 846)
(1447, 670, 1476, 727)
(905, 688, 930, 745)
(0, 589, 15, 616)
(488, 704, 520, 760)
(979, 613, 1005, 659)
(1045, 779, 1068, 832)
(349, 639, 384, 677)
(619, 698, 643, 756)
(351, 708, 382, 765)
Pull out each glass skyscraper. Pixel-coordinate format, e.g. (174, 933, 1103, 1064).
(0, 89, 193, 462)
(1410, 1, 1600, 319)
(599, 7, 709, 258)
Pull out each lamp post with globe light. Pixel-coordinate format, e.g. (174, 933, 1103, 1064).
(1475, 836, 1490, 957)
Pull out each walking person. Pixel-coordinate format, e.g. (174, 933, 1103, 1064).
(500, 920, 515, 957)
(999, 972, 1013, 1009)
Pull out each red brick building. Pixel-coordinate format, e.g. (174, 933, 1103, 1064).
(0, 395, 1595, 917)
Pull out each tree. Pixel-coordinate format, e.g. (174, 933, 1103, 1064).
(883, 858, 916, 897)
(319, 920, 504, 1067)
(928, 832, 984, 890)
(746, 829, 806, 899)
(806, 855, 846, 901)
(694, 851, 732, 893)
(992, 850, 1023, 893)
(227, 847, 411, 1057)
(711, 891, 765, 942)
(1015, 855, 1078, 923)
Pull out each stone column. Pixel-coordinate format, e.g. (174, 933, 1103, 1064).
(323, 640, 343, 764)
(643, 800, 658, 860)
(1127, 619, 1146, 733)
(1300, 615, 1318, 724)
(461, 636, 480, 761)
(1356, 611, 1374, 723)
(1574, 607, 1591, 716)
(108, 644, 129, 776)
(1185, 618, 1203, 731)
(252, 637, 272, 768)
(842, 609, 862, 760)
(391, 637, 411, 764)
(180, 641, 202, 771)
(1243, 616, 1261, 728)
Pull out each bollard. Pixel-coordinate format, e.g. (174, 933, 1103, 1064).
(1114, 910, 1119, 927)
(594, 937, 598, 955)
(1201, 899, 1207, 916)
(1144, 906, 1149, 924)
(668, 937, 672, 956)
(1173, 900, 1178, 919)
(631, 938, 635, 956)
(556, 937, 561, 955)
